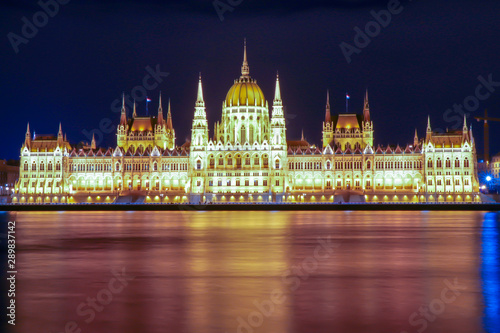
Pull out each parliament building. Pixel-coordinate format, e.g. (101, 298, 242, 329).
(13, 44, 481, 204)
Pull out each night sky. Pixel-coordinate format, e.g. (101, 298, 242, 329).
(1, 0, 500, 160)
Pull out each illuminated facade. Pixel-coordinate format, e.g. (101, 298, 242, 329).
(13, 44, 481, 204)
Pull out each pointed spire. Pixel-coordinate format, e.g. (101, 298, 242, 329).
(426, 115, 432, 142)
(363, 89, 370, 122)
(241, 38, 249, 77)
(132, 100, 137, 118)
(414, 128, 418, 146)
(91, 133, 96, 149)
(196, 73, 205, 106)
(157, 92, 163, 124)
(463, 114, 467, 131)
(24, 123, 31, 147)
(325, 90, 331, 123)
(273, 72, 282, 104)
(166, 98, 173, 130)
(301, 129, 305, 141)
(120, 92, 127, 125)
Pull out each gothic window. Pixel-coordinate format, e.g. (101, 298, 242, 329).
(56, 162, 61, 171)
(115, 162, 120, 171)
(275, 159, 280, 169)
(367, 161, 371, 169)
(326, 160, 331, 170)
(263, 180, 268, 186)
(227, 155, 233, 165)
(153, 162, 158, 171)
(464, 158, 469, 168)
(249, 125, 254, 143)
(218, 157, 223, 166)
(48, 162, 53, 171)
(254, 157, 259, 165)
(455, 159, 460, 168)
(32, 162, 36, 171)
(240, 126, 246, 143)
(446, 159, 451, 168)
(263, 156, 268, 168)
(254, 180, 258, 186)
(436, 159, 442, 168)
(24, 162, 28, 171)
(428, 160, 433, 168)
(209, 158, 215, 169)
(196, 160, 201, 170)
(39, 162, 44, 171)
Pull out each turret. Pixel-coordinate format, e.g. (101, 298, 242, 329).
(325, 90, 331, 123)
(271, 72, 286, 146)
(426, 115, 432, 142)
(120, 93, 127, 125)
(24, 123, 31, 148)
(414, 128, 418, 147)
(166, 98, 173, 130)
(157, 93, 164, 125)
(91, 133, 96, 149)
(57, 122, 63, 146)
(363, 89, 370, 122)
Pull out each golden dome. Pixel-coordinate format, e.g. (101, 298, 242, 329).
(225, 79, 266, 107)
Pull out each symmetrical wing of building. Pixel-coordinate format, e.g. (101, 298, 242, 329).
(14, 44, 481, 204)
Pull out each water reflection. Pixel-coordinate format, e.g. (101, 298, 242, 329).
(6, 211, 499, 333)
(481, 212, 500, 332)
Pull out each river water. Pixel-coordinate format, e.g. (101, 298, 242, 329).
(2, 210, 499, 333)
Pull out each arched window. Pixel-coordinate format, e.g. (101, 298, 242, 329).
(366, 161, 371, 169)
(455, 159, 460, 168)
(326, 160, 331, 170)
(263, 156, 269, 168)
(115, 162, 120, 171)
(464, 158, 469, 168)
(436, 159, 442, 168)
(240, 126, 246, 143)
(427, 160, 433, 168)
(196, 160, 201, 170)
(249, 125, 254, 143)
(56, 162, 61, 171)
(275, 159, 280, 169)
(40, 162, 44, 171)
(24, 162, 28, 171)
(153, 162, 158, 171)
(32, 162, 36, 171)
(446, 159, 451, 168)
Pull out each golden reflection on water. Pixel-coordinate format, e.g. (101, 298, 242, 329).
(8, 211, 496, 333)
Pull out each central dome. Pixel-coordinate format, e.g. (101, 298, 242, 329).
(225, 79, 266, 107)
(224, 39, 266, 108)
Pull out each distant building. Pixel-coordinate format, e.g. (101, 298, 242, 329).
(13, 43, 481, 204)
(0, 159, 19, 202)
(492, 153, 500, 179)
